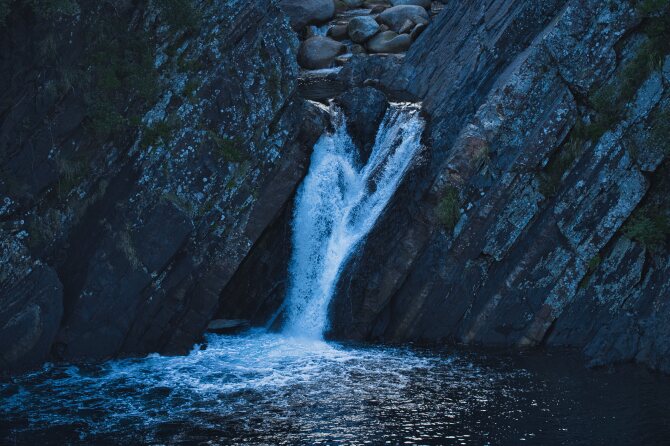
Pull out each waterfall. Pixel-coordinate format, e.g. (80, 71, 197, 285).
(280, 103, 424, 339)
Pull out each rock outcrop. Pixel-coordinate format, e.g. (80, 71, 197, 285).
(0, 0, 325, 372)
(336, 86, 389, 161)
(2, 0, 670, 377)
(327, 0, 670, 374)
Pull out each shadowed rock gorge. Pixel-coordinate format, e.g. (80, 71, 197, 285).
(2, 0, 670, 378)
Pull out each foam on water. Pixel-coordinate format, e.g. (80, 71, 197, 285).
(281, 103, 424, 339)
(3, 331, 670, 445)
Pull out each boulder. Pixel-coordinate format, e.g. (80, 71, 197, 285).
(327, 23, 349, 40)
(278, 0, 336, 31)
(366, 30, 412, 53)
(298, 36, 347, 70)
(391, 0, 431, 8)
(347, 16, 381, 43)
(370, 5, 387, 14)
(378, 5, 429, 32)
(398, 19, 414, 34)
(342, 0, 365, 7)
(351, 43, 366, 54)
(336, 86, 389, 162)
(410, 22, 427, 40)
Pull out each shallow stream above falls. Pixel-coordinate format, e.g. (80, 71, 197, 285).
(2, 331, 670, 445)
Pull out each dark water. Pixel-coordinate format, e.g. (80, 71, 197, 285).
(1, 331, 669, 445)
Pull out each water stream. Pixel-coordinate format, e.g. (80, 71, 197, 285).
(281, 103, 423, 338)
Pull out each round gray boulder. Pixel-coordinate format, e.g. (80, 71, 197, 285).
(391, 0, 431, 8)
(327, 23, 349, 40)
(279, 0, 336, 31)
(347, 16, 380, 43)
(378, 5, 429, 32)
(298, 36, 347, 70)
(366, 30, 412, 53)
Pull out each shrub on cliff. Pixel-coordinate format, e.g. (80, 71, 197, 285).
(436, 187, 461, 232)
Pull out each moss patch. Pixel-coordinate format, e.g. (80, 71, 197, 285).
(208, 131, 247, 163)
(436, 187, 461, 231)
(585, 9, 670, 141)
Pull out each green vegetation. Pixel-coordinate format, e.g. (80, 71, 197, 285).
(1, 0, 81, 25)
(538, 129, 585, 197)
(0, 0, 11, 25)
(141, 120, 175, 148)
(56, 155, 88, 198)
(623, 207, 670, 250)
(648, 108, 670, 155)
(83, 16, 159, 143)
(584, 7, 670, 142)
(636, 0, 669, 16)
(26, 0, 79, 17)
(539, 6, 670, 198)
(436, 187, 461, 231)
(587, 254, 602, 272)
(208, 131, 246, 162)
(183, 78, 199, 99)
(156, 0, 201, 31)
(578, 254, 602, 289)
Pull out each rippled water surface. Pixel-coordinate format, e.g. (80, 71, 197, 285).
(2, 331, 670, 445)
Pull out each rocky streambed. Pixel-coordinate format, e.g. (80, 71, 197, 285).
(281, 0, 444, 70)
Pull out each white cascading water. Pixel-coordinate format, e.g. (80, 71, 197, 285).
(280, 103, 424, 339)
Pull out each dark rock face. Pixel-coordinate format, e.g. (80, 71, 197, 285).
(3, 0, 670, 378)
(0, 0, 325, 370)
(0, 264, 63, 372)
(335, 87, 388, 162)
(325, 0, 670, 374)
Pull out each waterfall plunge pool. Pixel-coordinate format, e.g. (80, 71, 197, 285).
(4, 105, 670, 445)
(2, 330, 670, 445)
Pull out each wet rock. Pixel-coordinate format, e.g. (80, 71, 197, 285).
(409, 22, 427, 40)
(391, 0, 431, 8)
(351, 44, 366, 54)
(378, 5, 429, 33)
(398, 19, 414, 34)
(0, 0, 325, 371)
(0, 266, 63, 373)
(206, 319, 250, 334)
(299, 72, 349, 101)
(327, 23, 349, 40)
(298, 36, 347, 69)
(328, 0, 670, 377)
(336, 86, 389, 162)
(279, 0, 336, 31)
(367, 31, 411, 53)
(347, 16, 381, 43)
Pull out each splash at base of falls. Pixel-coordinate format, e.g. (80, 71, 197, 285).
(280, 103, 424, 339)
(3, 331, 670, 445)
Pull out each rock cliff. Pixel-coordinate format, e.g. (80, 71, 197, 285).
(328, 0, 670, 374)
(2, 0, 669, 376)
(0, 0, 325, 372)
